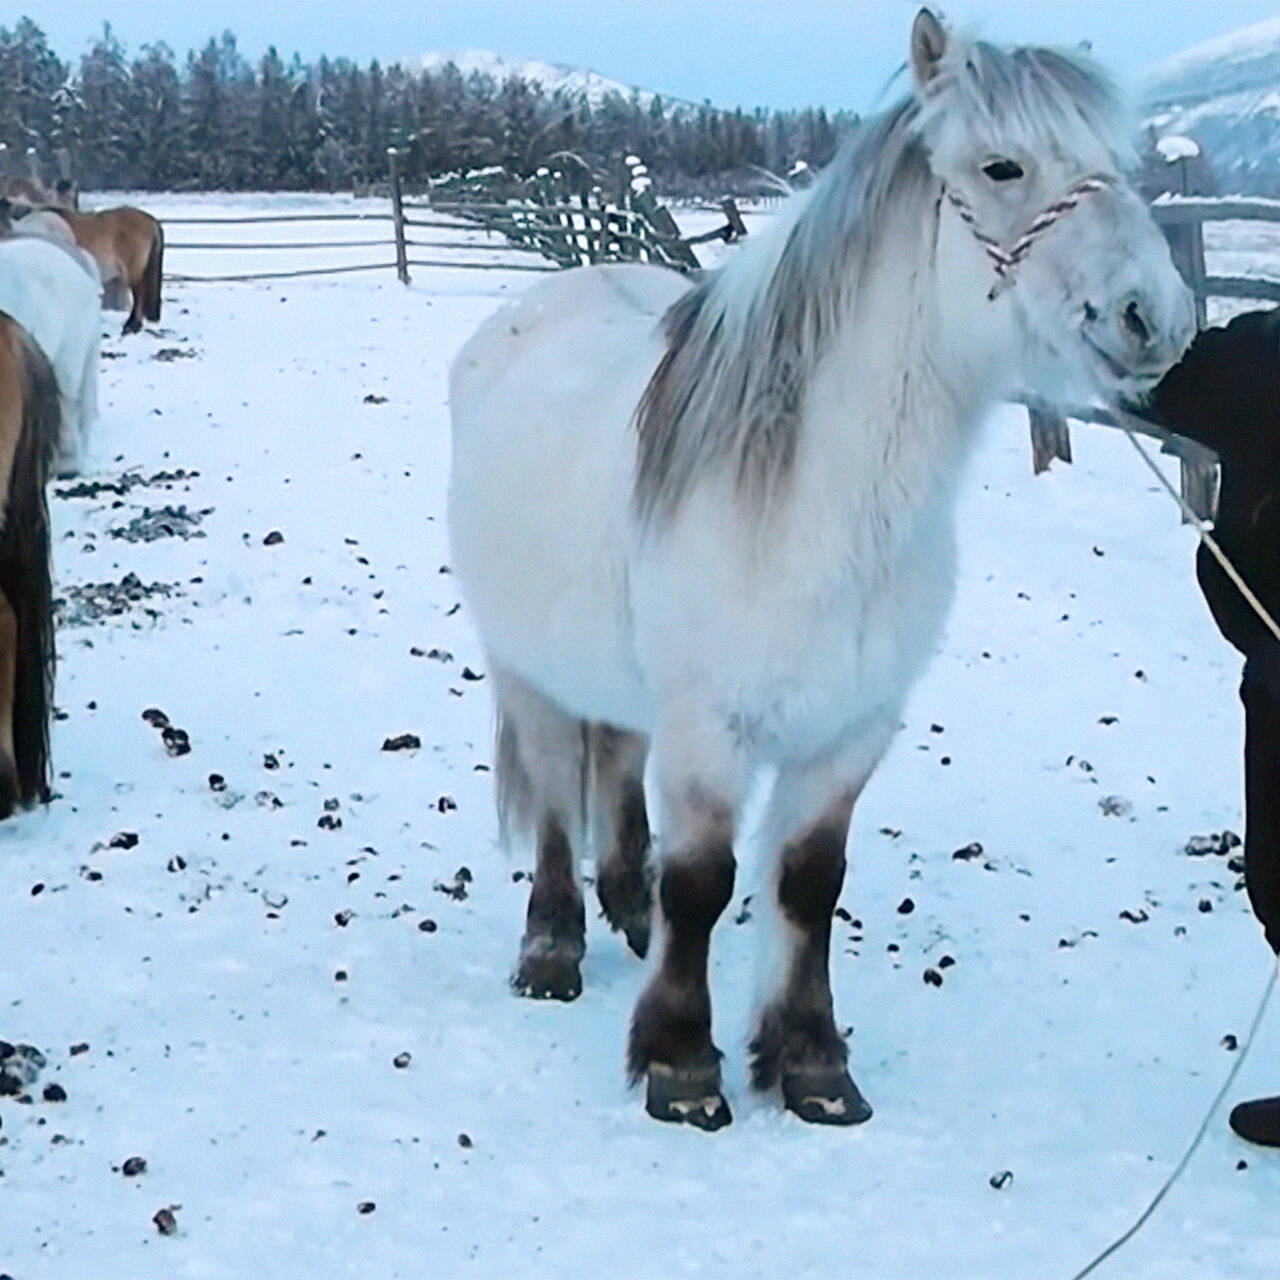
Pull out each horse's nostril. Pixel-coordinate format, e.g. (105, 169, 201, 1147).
(1083, 301, 1099, 324)
(1122, 299, 1150, 346)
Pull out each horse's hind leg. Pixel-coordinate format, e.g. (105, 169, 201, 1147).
(0, 593, 19, 816)
(750, 728, 892, 1125)
(493, 665, 587, 1001)
(122, 287, 144, 336)
(589, 724, 653, 958)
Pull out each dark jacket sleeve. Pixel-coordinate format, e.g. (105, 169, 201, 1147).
(1147, 309, 1280, 459)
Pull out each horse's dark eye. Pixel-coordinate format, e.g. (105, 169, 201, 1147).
(982, 159, 1024, 182)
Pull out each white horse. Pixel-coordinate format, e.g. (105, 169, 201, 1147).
(0, 231, 101, 477)
(448, 10, 1196, 1130)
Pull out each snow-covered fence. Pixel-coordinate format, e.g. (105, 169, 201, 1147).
(160, 204, 559, 284)
(405, 155, 745, 273)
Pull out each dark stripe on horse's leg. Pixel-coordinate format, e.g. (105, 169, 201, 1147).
(628, 839, 735, 1129)
(596, 770, 654, 958)
(750, 816, 871, 1125)
(514, 811, 586, 1000)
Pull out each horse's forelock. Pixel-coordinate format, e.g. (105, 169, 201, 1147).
(918, 37, 1133, 172)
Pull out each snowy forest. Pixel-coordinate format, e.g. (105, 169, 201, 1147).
(0, 18, 856, 193)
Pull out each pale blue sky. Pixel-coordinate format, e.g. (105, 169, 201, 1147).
(18, 1, 1280, 111)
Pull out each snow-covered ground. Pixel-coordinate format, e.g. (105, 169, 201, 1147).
(1, 193, 1279, 1280)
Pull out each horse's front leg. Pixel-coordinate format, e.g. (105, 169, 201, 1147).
(750, 725, 893, 1125)
(628, 735, 743, 1130)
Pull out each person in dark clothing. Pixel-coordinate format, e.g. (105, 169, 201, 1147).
(1147, 306, 1280, 1147)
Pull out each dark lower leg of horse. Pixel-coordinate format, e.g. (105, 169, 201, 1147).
(596, 774, 654, 958)
(751, 820, 870, 1126)
(628, 841, 735, 1130)
(122, 293, 144, 336)
(513, 812, 586, 1001)
(0, 597, 18, 818)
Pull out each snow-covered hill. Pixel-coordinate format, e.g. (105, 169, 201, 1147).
(419, 49, 686, 109)
(1142, 18, 1280, 193)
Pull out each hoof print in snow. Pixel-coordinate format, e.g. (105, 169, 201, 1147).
(1098, 795, 1131, 818)
(418, 918, 438, 933)
(382, 733, 421, 752)
(42, 1082, 67, 1103)
(1183, 831, 1241, 858)
(923, 967, 943, 987)
(262, 530, 284, 546)
(161, 727, 191, 757)
(108, 831, 139, 850)
(153, 1207, 179, 1236)
(1119, 908, 1149, 924)
(393, 1052, 411, 1069)
(121, 1156, 148, 1177)
(141, 707, 170, 728)
(357, 1200, 377, 1214)
(952, 841, 984, 861)
(436, 795, 457, 813)
(989, 1170, 1013, 1191)
(0, 1042, 47, 1095)
(435, 867, 472, 901)
(363, 393, 388, 404)
(208, 773, 226, 791)
(334, 910, 354, 927)
(897, 897, 915, 915)
(460, 667, 484, 681)
(318, 813, 342, 831)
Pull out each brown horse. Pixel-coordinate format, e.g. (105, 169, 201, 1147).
(0, 175, 53, 205)
(0, 312, 57, 814)
(48, 206, 164, 335)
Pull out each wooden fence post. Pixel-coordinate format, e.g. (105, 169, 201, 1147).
(1159, 215, 1215, 518)
(1028, 402, 1073, 474)
(387, 147, 410, 285)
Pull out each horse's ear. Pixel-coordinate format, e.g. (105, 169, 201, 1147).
(910, 8, 949, 88)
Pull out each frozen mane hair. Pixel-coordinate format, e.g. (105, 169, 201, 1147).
(633, 34, 1130, 522)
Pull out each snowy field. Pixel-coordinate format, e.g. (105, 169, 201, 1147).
(1, 192, 1279, 1280)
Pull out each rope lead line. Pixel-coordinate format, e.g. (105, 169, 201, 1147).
(1069, 425, 1280, 1279)
(1122, 428, 1280, 644)
(1068, 960, 1278, 1280)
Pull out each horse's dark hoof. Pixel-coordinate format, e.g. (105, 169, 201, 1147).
(512, 937, 582, 1001)
(596, 860, 653, 959)
(1229, 1095, 1280, 1147)
(645, 1062, 732, 1130)
(781, 1065, 872, 1126)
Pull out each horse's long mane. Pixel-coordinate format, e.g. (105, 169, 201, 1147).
(633, 37, 1129, 522)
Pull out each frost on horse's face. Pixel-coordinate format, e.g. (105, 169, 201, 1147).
(911, 16, 1195, 405)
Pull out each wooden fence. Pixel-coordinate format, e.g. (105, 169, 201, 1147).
(163, 148, 740, 285)
(1032, 195, 1280, 518)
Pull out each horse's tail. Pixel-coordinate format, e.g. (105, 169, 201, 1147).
(494, 707, 535, 850)
(0, 325, 58, 808)
(143, 220, 164, 322)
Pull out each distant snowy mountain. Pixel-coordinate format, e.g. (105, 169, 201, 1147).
(419, 49, 686, 110)
(1141, 18, 1280, 193)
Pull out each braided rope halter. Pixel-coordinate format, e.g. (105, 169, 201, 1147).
(945, 174, 1115, 299)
